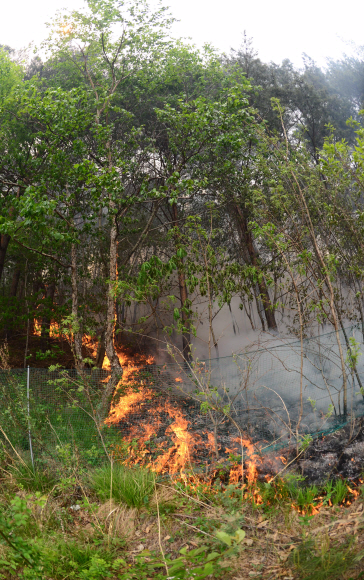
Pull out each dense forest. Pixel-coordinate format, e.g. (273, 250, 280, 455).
(3, 4, 364, 579)
(1, 0, 364, 370)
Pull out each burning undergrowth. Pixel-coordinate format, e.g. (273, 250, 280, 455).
(104, 356, 292, 484)
(106, 375, 235, 475)
(101, 349, 364, 519)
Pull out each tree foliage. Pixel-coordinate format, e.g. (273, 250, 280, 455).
(1, 2, 364, 369)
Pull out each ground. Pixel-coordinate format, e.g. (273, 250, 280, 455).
(2, 456, 364, 579)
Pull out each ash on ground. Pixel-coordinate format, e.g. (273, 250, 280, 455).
(293, 419, 364, 484)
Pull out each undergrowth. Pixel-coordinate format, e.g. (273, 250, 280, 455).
(88, 464, 156, 508)
(0, 449, 364, 579)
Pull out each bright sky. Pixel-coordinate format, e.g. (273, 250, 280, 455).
(1, 0, 363, 68)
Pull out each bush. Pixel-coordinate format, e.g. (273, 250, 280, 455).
(88, 464, 155, 508)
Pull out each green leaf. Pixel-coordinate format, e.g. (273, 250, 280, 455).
(233, 529, 246, 543)
(215, 531, 233, 546)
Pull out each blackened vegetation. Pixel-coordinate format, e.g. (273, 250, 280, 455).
(296, 419, 364, 484)
(112, 366, 364, 486)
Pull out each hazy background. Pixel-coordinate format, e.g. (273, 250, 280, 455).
(1, 0, 363, 67)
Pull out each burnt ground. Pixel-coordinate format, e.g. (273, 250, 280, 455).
(292, 419, 364, 484)
(114, 380, 364, 486)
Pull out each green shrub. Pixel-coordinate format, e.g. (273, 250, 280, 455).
(88, 464, 155, 508)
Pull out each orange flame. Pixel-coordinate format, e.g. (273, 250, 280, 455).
(33, 320, 61, 338)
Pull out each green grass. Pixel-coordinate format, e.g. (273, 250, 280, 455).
(9, 460, 57, 493)
(295, 484, 319, 512)
(88, 463, 156, 508)
(332, 479, 349, 505)
(1, 459, 364, 580)
(292, 537, 363, 580)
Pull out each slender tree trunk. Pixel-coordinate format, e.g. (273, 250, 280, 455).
(95, 330, 106, 368)
(115, 301, 124, 346)
(105, 219, 122, 369)
(242, 299, 255, 330)
(5, 266, 22, 339)
(253, 284, 266, 331)
(0, 234, 10, 283)
(41, 281, 56, 342)
(99, 218, 123, 422)
(71, 243, 83, 370)
(233, 203, 278, 331)
(98, 140, 123, 422)
(10, 266, 21, 297)
(171, 204, 192, 361)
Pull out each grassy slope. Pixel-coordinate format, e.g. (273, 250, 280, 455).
(1, 458, 364, 579)
(1, 342, 364, 579)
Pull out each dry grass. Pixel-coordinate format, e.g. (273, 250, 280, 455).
(3, 460, 364, 579)
(223, 499, 364, 579)
(95, 500, 138, 539)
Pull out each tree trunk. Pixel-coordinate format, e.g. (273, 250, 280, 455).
(233, 203, 278, 331)
(71, 243, 84, 370)
(172, 204, 192, 361)
(10, 266, 21, 297)
(95, 330, 106, 368)
(99, 218, 123, 422)
(105, 220, 122, 370)
(95, 131, 123, 421)
(41, 281, 56, 342)
(0, 234, 10, 283)
(4, 264, 21, 339)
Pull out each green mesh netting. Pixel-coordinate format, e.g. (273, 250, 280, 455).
(1, 325, 363, 465)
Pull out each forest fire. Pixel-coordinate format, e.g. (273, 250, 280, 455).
(101, 351, 364, 516)
(33, 320, 61, 337)
(28, 323, 364, 515)
(103, 348, 269, 481)
(105, 362, 208, 475)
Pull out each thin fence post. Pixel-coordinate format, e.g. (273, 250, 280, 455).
(27, 366, 34, 469)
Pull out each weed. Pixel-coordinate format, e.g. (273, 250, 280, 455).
(322, 479, 335, 504)
(45, 539, 116, 578)
(89, 464, 155, 508)
(292, 537, 364, 579)
(295, 485, 319, 513)
(9, 460, 57, 493)
(0, 495, 43, 577)
(332, 478, 349, 505)
(211, 483, 243, 512)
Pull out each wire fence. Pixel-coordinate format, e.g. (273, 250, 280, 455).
(1, 325, 364, 468)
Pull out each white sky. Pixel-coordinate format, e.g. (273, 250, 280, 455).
(1, 0, 363, 68)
